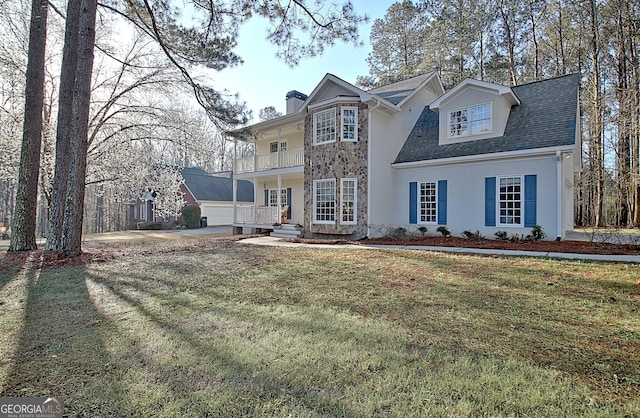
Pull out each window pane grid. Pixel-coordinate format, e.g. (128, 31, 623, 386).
(499, 177, 522, 225)
(315, 180, 335, 222)
(419, 182, 437, 223)
(450, 104, 491, 137)
(341, 179, 356, 223)
(269, 189, 287, 207)
(314, 110, 336, 144)
(449, 109, 468, 137)
(342, 108, 357, 141)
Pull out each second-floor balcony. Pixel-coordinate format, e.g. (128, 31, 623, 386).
(235, 147, 304, 174)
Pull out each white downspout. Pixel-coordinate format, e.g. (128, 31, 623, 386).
(233, 138, 237, 225)
(367, 100, 381, 238)
(556, 150, 562, 240)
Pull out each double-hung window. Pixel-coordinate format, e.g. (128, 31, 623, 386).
(313, 109, 336, 145)
(341, 107, 358, 142)
(419, 181, 437, 223)
(499, 176, 522, 226)
(449, 103, 492, 137)
(340, 178, 357, 224)
(313, 179, 336, 223)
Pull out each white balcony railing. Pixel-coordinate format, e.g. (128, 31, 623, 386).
(235, 147, 304, 174)
(235, 206, 280, 225)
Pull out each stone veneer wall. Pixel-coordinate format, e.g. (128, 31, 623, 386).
(303, 101, 369, 239)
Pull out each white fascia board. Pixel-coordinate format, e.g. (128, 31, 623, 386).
(307, 95, 364, 110)
(230, 113, 302, 137)
(430, 78, 520, 110)
(391, 145, 575, 170)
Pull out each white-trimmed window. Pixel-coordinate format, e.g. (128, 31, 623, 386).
(313, 179, 336, 223)
(313, 109, 336, 145)
(140, 201, 148, 221)
(269, 189, 287, 207)
(449, 103, 492, 137)
(419, 181, 437, 223)
(340, 178, 357, 224)
(270, 141, 287, 153)
(499, 176, 522, 226)
(341, 107, 358, 142)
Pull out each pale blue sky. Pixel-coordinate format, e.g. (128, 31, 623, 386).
(211, 1, 395, 123)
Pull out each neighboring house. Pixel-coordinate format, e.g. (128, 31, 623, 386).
(128, 190, 159, 226)
(180, 167, 254, 225)
(128, 167, 254, 227)
(230, 72, 580, 240)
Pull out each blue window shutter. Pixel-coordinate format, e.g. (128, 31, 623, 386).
(264, 189, 268, 206)
(485, 177, 496, 226)
(409, 182, 417, 224)
(524, 175, 537, 227)
(287, 188, 292, 219)
(437, 180, 447, 225)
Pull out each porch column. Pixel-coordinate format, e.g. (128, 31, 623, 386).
(277, 128, 282, 169)
(253, 176, 258, 224)
(277, 175, 282, 224)
(232, 176, 237, 224)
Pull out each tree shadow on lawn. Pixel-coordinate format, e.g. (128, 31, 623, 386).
(0, 265, 133, 415)
(78, 268, 369, 416)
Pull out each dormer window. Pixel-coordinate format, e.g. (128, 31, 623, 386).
(449, 103, 492, 138)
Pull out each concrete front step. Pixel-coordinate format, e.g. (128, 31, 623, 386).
(270, 225, 303, 239)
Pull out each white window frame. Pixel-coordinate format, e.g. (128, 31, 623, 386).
(268, 189, 287, 207)
(269, 141, 287, 153)
(448, 103, 492, 138)
(498, 175, 523, 227)
(341, 107, 358, 142)
(418, 181, 437, 224)
(313, 179, 336, 224)
(340, 178, 357, 225)
(313, 108, 337, 145)
(140, 201, 148, 221)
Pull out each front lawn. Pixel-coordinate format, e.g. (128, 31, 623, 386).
(1, 236, 638, 416)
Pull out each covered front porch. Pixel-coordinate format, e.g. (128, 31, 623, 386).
(232, 170, 304, 231)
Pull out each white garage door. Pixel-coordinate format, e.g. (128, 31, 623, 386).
(200, 203, 233, 225)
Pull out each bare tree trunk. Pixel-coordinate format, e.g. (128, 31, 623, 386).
(9, 0, 48, 251)
(45, 0, 80, 251)
(588, 0, 605, 227)
(500, 0, 518, 85)
(46, 0, 98, 256)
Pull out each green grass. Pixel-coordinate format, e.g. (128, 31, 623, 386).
(1, 236, 639, 416)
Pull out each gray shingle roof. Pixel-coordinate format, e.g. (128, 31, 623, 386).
(394, 73, 579, 164)
(181, 167, 253, 202)
(369, 73, 435, 105)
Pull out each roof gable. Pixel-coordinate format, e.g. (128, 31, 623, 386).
(368, 72, 443, 106)
(430, 78, 520, 110)
(394, 74, 580, 164)
(304, 74, 372, 108)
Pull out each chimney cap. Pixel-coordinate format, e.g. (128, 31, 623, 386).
(286, 90, 308, 101)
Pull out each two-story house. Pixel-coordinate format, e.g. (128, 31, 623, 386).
(230, 72, 580, 241)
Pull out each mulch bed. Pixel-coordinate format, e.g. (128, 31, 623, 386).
(359, 236, 640, 255)
(289, 235, 640, 256)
